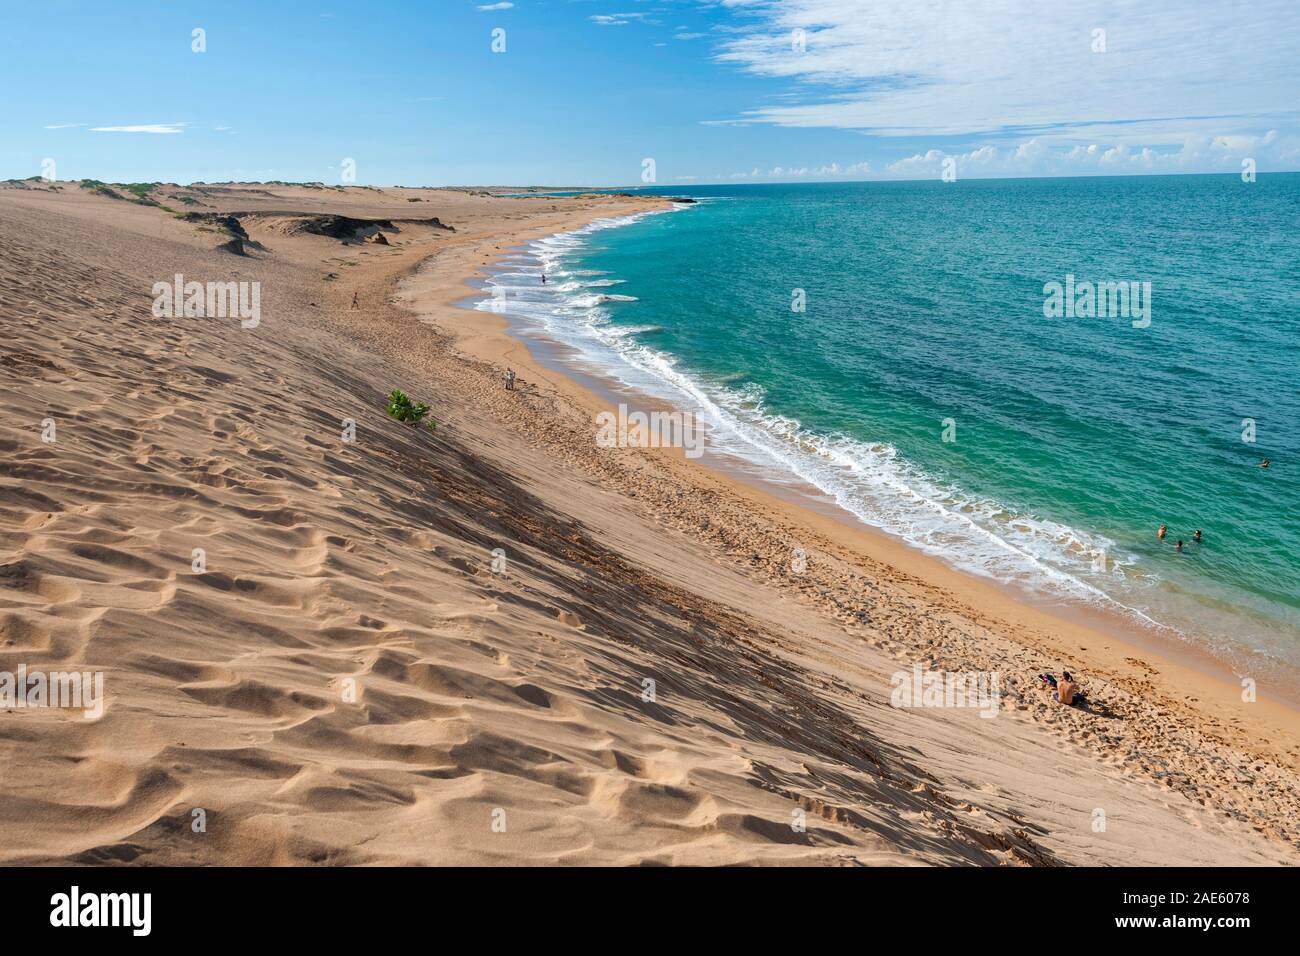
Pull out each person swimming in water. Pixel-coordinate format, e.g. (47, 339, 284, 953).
(1157, 524, 1167, 540)
(1176, 539, 1184, 552)
(1193, 529, 1202, 543)
(1261, 458, 1270, 468)
(541, 273, 546, 285)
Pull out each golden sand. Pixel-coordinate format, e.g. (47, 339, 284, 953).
(0, 180, 1295, 864)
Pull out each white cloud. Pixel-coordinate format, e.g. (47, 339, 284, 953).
(43, 122, 86, 129)
(477, 2, 513, 10)
(885, 132, 1288, 179)
(714, 0, 1300, 143)
(90, 124, 186, 134)
(590, 12, 656, 27)
(729, 159, 871, 180)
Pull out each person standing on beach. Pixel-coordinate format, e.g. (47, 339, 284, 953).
(351, 291, 359, 310)
(505, 368, 516, 391)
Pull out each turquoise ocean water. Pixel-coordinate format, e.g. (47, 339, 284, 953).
(479, 175, 1300, 677)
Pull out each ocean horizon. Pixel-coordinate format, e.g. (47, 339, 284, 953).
(480, 173, 1300, 680)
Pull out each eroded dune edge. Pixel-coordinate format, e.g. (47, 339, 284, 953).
(0, 180, 1296, 866)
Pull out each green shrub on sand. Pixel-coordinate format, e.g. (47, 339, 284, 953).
(387, 389, 436, 431)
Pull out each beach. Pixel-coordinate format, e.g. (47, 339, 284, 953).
(1, 179, 1297, 865)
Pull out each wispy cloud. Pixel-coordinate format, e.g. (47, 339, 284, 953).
(590, 12, 656, 27)
(90, 123, 187, 134)
(43, 122, 86, 129)
(714, 0, 1300, 143)
(477, 2, 514, 11)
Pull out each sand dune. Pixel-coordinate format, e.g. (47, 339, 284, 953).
(0, 179, 1296, 865)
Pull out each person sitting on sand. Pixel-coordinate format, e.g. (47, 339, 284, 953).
(1056, 671, 1079, 705)
(1040, 671, 1085, 706)
(1157, 524, 1167, 540)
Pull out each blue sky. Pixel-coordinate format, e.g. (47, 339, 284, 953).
(3, 0, 1297, 186)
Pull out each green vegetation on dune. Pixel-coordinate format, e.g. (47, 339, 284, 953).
(77, 179, 123, 200)
(120, 182, 160, 204)
(387, 389, 436, 431)
(74, 179, 161, 205)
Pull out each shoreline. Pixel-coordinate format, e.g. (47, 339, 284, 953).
(506, 303, 1300, 710)
(402, 202, 1300, 776)
(4, 181, 1297, 863)
(458, 214, 1300, 712)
